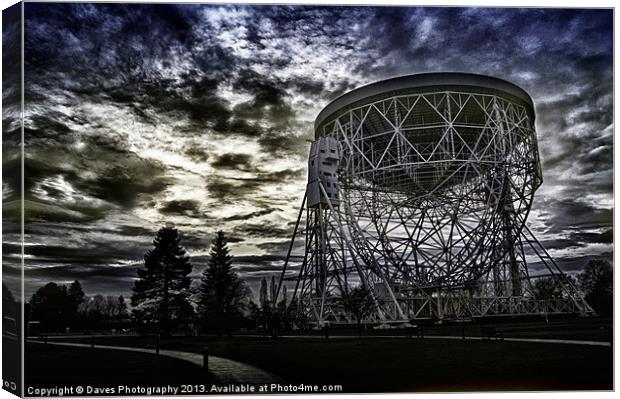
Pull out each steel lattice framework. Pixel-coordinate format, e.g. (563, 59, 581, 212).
(277, 73, 592, 325)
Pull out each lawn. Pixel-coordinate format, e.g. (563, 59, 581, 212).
(36, 332, 613, 392)
(25, 342, 216, 393)
(168, 336, 614, 392)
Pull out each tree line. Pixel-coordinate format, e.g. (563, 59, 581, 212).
(25, 225, 613, 335)
(532, 259, 613, 316)
(27, 280, 129, 333)
(26, 227, 278, 336)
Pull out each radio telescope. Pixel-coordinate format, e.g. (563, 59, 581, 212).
(277, 73, 592, 325)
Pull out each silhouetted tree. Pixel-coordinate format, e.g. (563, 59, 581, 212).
(29, 283, 69, 331)
(79, 295, 131, 330)
(579, 259, 613, 316)
(79, 294, 106, 329)
(248, 300, 261, 331)
(67, 280, 85, 324)
(131, 226, 194, 335)
(117, 296, 128, 320)
(532, 277, 565, 300)
(285, 300, 309, 330)
(282, 284, 288, 307)
(259, 277, 268, 309)
(198, 231, 248, 334)
(270, 276, 277, 303)
(341, 286, 375, 337)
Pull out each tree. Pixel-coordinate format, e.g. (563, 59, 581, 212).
(259, 277, 268, 309)
(340, 286, 375, 337)
(579, 259, 613, 316)
(285, 300, 308, 331)
(270, 276, 277, 303)
(67, 280, 85, 325)
(131, 226, 194, 335)
(79, 294, 107, 330)
(532, 277, 565, 300)
(79, 295, 131, 330)
(198, 231, 248, 334)
(29, 282, 69, 331)
(282, 284, 288, 307)
(117, 296, 128, 320)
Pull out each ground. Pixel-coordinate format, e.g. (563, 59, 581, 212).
(24, 317, 613, 393)
(25, 343, 216, 392)
(205, 337, 612, 392)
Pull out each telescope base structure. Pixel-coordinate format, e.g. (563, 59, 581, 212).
(279, 185, 593, 327)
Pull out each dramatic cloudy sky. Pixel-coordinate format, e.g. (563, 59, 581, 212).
(2, 3, 612, 297)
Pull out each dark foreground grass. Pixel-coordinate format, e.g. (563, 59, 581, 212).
(25, 343, 215, 393)
(41, 335, 613, 392)
(203, 337, 613, 392)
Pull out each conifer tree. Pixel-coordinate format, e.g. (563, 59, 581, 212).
(131, 226, 194, 335)
(198, 231, 247, 333)
(259, 277, 268, 309)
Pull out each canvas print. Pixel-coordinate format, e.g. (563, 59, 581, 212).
(1, 1, 614, 396)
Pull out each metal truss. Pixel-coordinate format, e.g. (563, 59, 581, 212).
(278, 89, 593, 326)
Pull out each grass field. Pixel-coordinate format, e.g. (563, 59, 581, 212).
(31, 331, 613, 392)
(199, 337, 612, 392)
(25, 343, 216, 392)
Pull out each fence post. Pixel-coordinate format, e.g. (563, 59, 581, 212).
(462, 326, 466, 340)
(156, 334, 160, 355)
(91, 335, 94, 349)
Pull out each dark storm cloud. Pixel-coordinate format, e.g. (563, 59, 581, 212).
(223, 208, 280, 222)
(233, 262, 296, 274)
(359, 8, 612, 87)
(538, 199, 613, 235)
(235, 222, 291, 239)
(256, 240, 301, 254)
(206, 168, 305, 202)
(25, 264, 137, 279)
(19, 119, 176, 224)
(159, 199, 202, 217)
(22, 240, 145, 264)
(24, 3, 237, 132)
(539, 228, 613, 252)
(257, 126, 312, 157)
(573, 229, 614, 245)
(529, 253, 614, 275)
(81, 163, 172, 209)
(117, 225, 157, 237)
(231, 68, 294, 124)
(211, 153, 254, 171)
(287, 77, 325, 96)
(184, 146, 210, 162)
(206, 178, 254, 200)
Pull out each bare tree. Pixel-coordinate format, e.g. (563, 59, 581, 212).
(340, 286, 375, 337)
